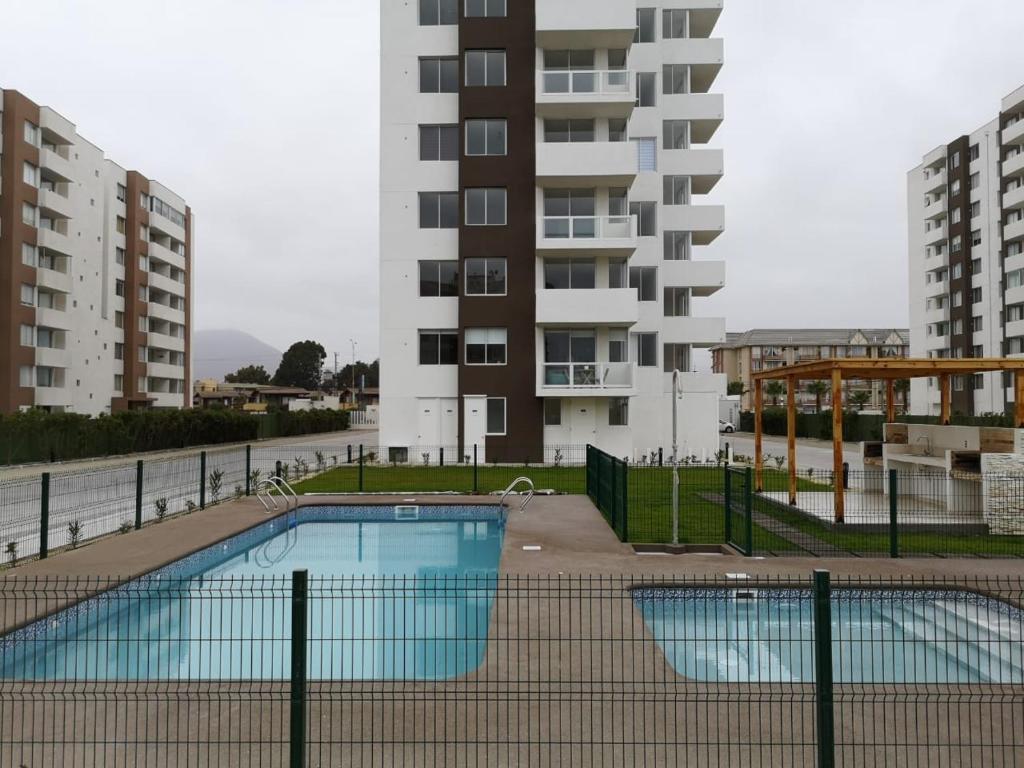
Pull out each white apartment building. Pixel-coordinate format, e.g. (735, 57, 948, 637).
(0, 89, 193, 415)
(908, 84, 1024, 417)
(379, 0, 726, 463)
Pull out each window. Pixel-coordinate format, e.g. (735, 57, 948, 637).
(116, 247, 125, 265)
(21, 243, 36, 267)
(544, 399, 562, 426)
(953, 319, 963, 336)
(36, 367, 55, 388)
(419, 125, 459, 161)
(969, 144, 980, 162)
(664, 231, 691, 260)
(544, 119, 594, 143)
(630, 267, 657, 301)
(972, 230, 982, 247)
(465, 328, 507, 365)
(116, 216, 127, 234)
(971, 257, 981, 274)
(114, 343, 124, 360)
(971, 315, 983, 332)
(115, 279, 125, 297)
(663, 8, 688, 38)
(609, 329, 628, 362)
(486, 397, 506, 435)
(23, 120, 38, 146)
(139, 255, 148, 272)
(972, 287, 983, 303)
(19, 366, 34, 388)
(636, 333, 657, 367)
(466, 119, 507, 155)
(662, 64, 688, 94)
(635, 137, 657, 171)
(419, 260, 459, 297)
(465, 257, 507, 295)
(969, 172, 980, 190)
(544, 258, 595, 289)
(115, 311, 124, 329)
(609, 258, 627, 289)
(664, 343, 691, 373)
(419, 57, 459, 93)
(630, 201, 657, 236)
(138, 285, 148, 302)
(952, 208, 961, 224)
(544, 329, 596, 364)
(973, 373, 984, 390)
(664, 176, 690, 205)
(137, 345, 147, 363)
(952, 262, 962, 279)
(664, 120, 689, 150)
(970, 201, 980, 218)
(419, 192, 459, 228)
(543, 189, 595, 237)
(608, 397, 629, 426)
(609, 187, 628, 216)
(635, 8, 656, 42)
(951, 151, 960, 169)
(138, 377, 147, 394)
(419, 331, 459, 365)
(465, 50, 506, 87)
(140, 225, 148, 240)
(22, 203, 36, 226)
(608, 119, 628, 142)
(636, 72, 656, 107)
(116, 184, 127, 203)
(20, 284, 34, 306)
(19, 325, 34, 347)
(114, 374, 124, 392)
(419, 0, 457, 25)
(465, 188, 506, 225)
(951, 178, 961, 196)
(664, 287, 690, 316)
(22, 162, 38, 187)
(466, 0, 505, 17)
(952, 290, 962, 307)
(951, 234, 962, 253)
(138, 315, 148, 333)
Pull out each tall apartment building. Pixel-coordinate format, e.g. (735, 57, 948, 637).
(380, 0, 726, 462)
(711, 329, 909, 412)
(0, 89, 192, 415)
(908, 84, 1024, 417)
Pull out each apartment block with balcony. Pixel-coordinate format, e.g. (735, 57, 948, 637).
(0, 89, 193, 415)
(380, 0, 726, 462)
(711, 329, 910, 413)
(908, 84, 1024, 417)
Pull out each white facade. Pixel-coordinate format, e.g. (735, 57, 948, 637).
(379, 1, 726, 461)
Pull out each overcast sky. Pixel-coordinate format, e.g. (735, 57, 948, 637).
(2, 1, 1022, 372)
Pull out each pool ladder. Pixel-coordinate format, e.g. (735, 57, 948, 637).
(499, 477, 535, 513)
(255, 476, 299, 513)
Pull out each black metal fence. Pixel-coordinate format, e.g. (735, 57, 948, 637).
(586, 445, 629, 538)
(1, 572, 1021, 765)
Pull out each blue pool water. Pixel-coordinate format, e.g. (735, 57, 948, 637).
(1, 506, 503, 681)
(635, 588, 1024, 684)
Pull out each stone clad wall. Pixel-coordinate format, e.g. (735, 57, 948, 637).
(981, 453, 1024, 535)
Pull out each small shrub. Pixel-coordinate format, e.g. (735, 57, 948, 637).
(155, 498, 169, 522)
(249, 469, 262, 489)
(67, 520, 83, 549)
(234, 485, 243, 499)
(118, 521, 133, 535)
(186, 500, 197, 514)
(422, 452, 431, 466)
(208, 469, 224, 503)
(315, 451, 326, 472)
(553, 448, 563, 467)
(5, 541, 16, 566)
(773, 455, 785, 471)
(649, 450, 659, 466)
(281, 464, 290, 481)
(330, 455, 338, 466)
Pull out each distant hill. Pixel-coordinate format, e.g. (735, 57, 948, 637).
(192, 329, 282, 382)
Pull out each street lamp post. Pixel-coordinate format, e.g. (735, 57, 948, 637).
(349, 339, 358, 406)
(671, 369, 681, 546)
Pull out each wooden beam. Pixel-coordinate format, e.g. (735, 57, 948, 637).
(832, 367, 844, 524)
(886, 379, 895, 424)
(939, 374, 951, 425)
(754, 381, 763, 492)
(1016, 372, 1024, 428)
(787, 376, 797, 505)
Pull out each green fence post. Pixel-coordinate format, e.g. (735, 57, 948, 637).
(473, 444, 479, 495)
(744, 466, 754, 556)
(290, 569, 308, 768)
(439, 446, 444, 467)
(620, 459, 629, 542)
(245, 445, 252, 497)
(39, 472, 50, 560)
(358, 445, 364, 492)
(812, 569, 836, 768)
(199, 451, 207, 510)
(610, 456, 619, 536)
(889, 469, 899, 559)
(723, 464, 732, 546)
(135, 460, 144, 530)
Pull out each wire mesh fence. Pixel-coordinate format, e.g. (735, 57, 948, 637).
(1, 572, 1021, 765)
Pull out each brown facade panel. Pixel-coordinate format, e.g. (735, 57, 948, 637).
(184, 207, 193, 407)
(458, 1, 543, 462)
(0, 90, 41, 412)
(112, 171, 152, 411)
(946, 136, 974, 415)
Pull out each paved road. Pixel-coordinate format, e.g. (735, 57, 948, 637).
(719, 432, 864, 473)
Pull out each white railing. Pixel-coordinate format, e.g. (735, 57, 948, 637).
(541, 362, 634, 390)
(540, 215, 636, 241)
(540, 69, 631, 96)
(349, 409, 378, 427)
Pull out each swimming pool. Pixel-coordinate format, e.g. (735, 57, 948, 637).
(635, 587, 1024, 684)
(1, 505, 504, 681)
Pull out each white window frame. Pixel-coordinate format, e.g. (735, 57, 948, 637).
(465, 188, 507, 226)
(464, 257, 507, 296)
(465, 0, 506, 17)
(465, 328, 508, 366)
(465, 119, 508, 156)
(464, 50, 506, 87)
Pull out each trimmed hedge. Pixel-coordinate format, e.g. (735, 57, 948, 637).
(0, 407, 349, 465)
(738, 409, 1015, 442)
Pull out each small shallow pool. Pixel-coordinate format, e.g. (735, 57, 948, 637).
(635, 587, 1024, 684)
(1, 505, 503, 681)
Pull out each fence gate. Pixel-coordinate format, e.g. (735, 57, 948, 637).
(724, 465, 753, 555)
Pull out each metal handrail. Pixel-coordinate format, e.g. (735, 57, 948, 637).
(255, 476, 299, 513)
(499, 476, 535, 513)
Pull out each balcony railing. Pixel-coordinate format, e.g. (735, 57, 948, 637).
(542, 215, 635, 240)
(542, 362, 634, 390)
(541, 69, 630, 96)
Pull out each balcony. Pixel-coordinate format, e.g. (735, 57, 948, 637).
(148, 270, 186, 297)
(39, 108, 76, 146)
(36, 225, 74, 257)
(148, 239, 187, 271)
(35, 345, 68, 369)
(1004, 184, 1024, 212)
(923, 195, 946, 220)
(537, 362, 637, 398)
(149, 301, 185, 323)
(147, 330, 186, 352)
(536, 141, 637, 187)
(923, 223, 947, 246)
(1003, 118, 1024, 147)
(34, 386, 70, 409)
(659, 93, 724, 143)
(536, 288, 638, 326)
(661, 38, 723, 92)
(1006, 318, 1024, 341)
(661, 259, 725, 296)
(38, 187, 73, 220)
(36, 267, 71, 295)
(922, 169, 946, 195)
(39, 146, 74, 182)
(661, 204, 725, 245)
(1004, 217, 1024, 243)
(35, 306, 71, 331)
(148, 208, 186, 241)
(660, 148, 723, 194)
(1003, 151, 1024, 179)
(926, 279, 949, 298)
(661, 316, 726, 347)
(535, 0, 636, 48)
(925, 305, 950, 325)
(147, 361, 184, 380)
(537, 215, 637, 256)
(536, 69, 635, 119)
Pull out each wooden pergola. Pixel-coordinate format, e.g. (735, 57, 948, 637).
(751, 358, 1024, 523)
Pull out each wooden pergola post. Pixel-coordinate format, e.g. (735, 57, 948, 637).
(831, 366, 844, 523)
(939, 374, 951, 425)
(754, 381, 763, 492)
(787, 376, 797, 505)
(885, 379, 895, 424)
(1016, 371, 1024, 428)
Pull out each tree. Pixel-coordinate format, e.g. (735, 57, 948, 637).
(727, 380, 745, 396)
(894, 379, 910, 414)
(849, 390, 872, 411)
(806, 380, 829, 413)
(327, 359, 380, 391)
(272, 340, 326, 390)
(224, 365, 271, 385)
(764, 381, 785, 407)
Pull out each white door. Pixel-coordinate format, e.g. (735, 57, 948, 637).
(439, 398, 458, 449)
(416, 398, 440, 446)
(569, 402, 597, 445)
